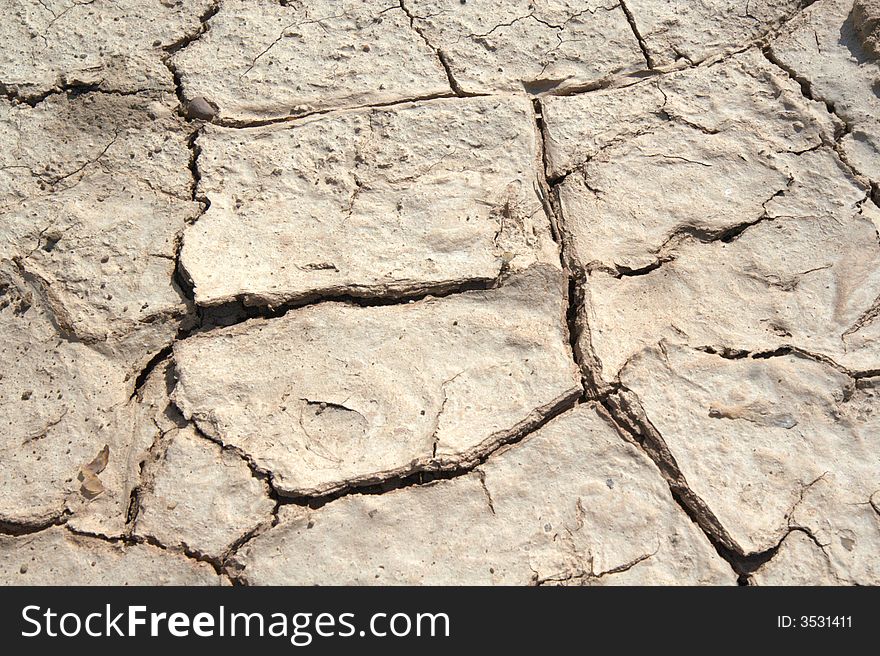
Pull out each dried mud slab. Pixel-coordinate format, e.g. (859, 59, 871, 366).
(545, 49, 840, 271)
(0, 262, 149, 531)
(406, 0, 645, 93)
(768, 0, 880, 194)
(616, 345, 879, 581)
(621, 0, 812, 67)
(0, 527, 223, 585)
(0, 93, 192, 205)
(61, 358, 183, 539)
(172, 265, 582, 496)
(182, 95, 556, 307)
(0, 91, 199, 537)
(545, 48, 880, 380)
(545, 38, 878, 583)
(583, 185, 880, 380)
(134, 425, 275, 559)
(171, 0, 451, 124)
(234, 405, 734, 585)
(0, 266, 187, 539)
(0, 0, 215, 99)
(0, 92, 197, 368)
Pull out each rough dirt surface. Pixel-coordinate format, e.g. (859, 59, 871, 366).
(0, 0, 877, 585)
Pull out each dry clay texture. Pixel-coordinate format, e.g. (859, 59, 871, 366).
(0, 0, 877, 586)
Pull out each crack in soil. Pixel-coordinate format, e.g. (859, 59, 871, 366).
(619, 0, 655, 69)
(161, 1, 222, 115)
(762, 45, 879, 208)
(533, 92, 750, 583)
(398, 0, 471, 97)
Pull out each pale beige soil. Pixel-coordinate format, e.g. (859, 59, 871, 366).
(1, 0, 878, 585)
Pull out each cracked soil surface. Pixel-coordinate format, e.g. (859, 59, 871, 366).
(1, 0, 878, 586)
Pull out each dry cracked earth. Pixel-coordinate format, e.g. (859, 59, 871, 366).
(0, 0, 878, 587)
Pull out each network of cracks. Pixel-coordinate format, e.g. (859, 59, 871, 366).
(0, 0, 879, 586)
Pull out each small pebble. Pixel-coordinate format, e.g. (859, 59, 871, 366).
(185, 96, 219, 121)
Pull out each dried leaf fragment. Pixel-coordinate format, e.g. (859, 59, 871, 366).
(78, 471, 105, 499)
(78, 444, 109, 499)
(83, 444, 109, 476)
